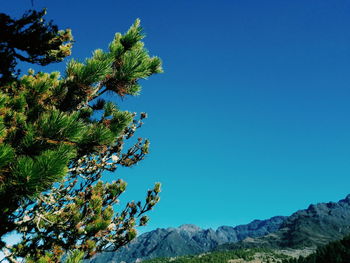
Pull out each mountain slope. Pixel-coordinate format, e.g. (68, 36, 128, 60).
(143, 248, 292, 263)
(282, 234, 350, 263)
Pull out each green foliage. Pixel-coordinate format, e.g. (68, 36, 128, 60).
(283, 234, 350, 263)
(0, 8, 163, 263)
(11, 144, 75, 195)
(143, 248, 291, 263)
(36, 110, 85, 142)
(0, 144, 14, 169)
(65, 250, 85, 263)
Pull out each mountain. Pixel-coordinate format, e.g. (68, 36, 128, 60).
(216, 194, 350, 251)
(90, 216, 286, 263)
(90, 195, 350, 263)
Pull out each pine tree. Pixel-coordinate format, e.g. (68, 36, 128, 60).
(0, 9, 73, 85)
(0, 9, 162, 262)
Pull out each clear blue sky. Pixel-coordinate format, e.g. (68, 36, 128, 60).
(2, 0, 350, 233)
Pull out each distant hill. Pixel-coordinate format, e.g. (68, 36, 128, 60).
(90, 216, 286, 263)
(90, 195, 350, 263)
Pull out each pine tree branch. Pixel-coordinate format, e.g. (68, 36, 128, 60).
(2, 246, 20, 263)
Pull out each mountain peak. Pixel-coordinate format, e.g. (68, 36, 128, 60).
(341, 194, 350, 203)
(178, 224, 201, 232)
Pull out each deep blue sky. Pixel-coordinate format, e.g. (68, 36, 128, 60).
(2, 0, 350, 232)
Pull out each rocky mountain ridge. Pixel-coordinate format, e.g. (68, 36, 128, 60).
(216, 194, 350, 251)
